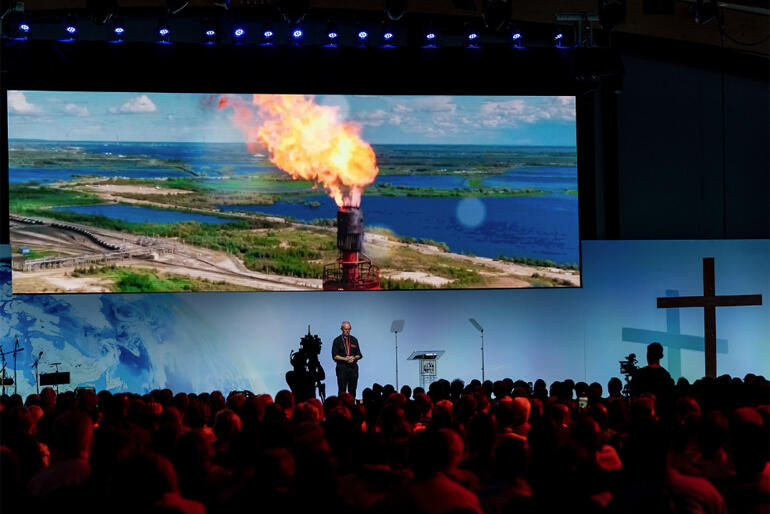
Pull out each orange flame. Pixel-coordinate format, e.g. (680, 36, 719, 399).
(219, 94, 378, 207)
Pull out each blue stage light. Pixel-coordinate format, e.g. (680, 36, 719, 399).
(554, 33, 563, 40)
(467, 32, 478, 40)
(292, 28, 303, 39)
(263, 30, 274, 38)
(425, 32, 436, 40)
(114, 26, 125, 34)
(234, 27, 245, 38)
(205, 29, 216, 37)
(512, 32, 521, 40)
(159, 28, 169, 36)
(327, 31, 338, 39)
(358, 30, 368, 40)
(65, 25, 77, 35)
(383, 31, 393, 40)
(19, 23, 30, 33)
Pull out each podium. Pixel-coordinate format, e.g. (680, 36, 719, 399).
(407, 350, 445, 389)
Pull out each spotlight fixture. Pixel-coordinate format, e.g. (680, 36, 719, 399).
(482, 0, 511, 32)
(157, 18, 171, 43)
(464, 21, 480, 47)
(382, 29, 395, 45)
(553, 30, 565, 47)
(202, 20, 218, 44)
(111, 17, 125, 42)
(17, 19, 30, 37)
(62, 17, 78, 40)
(357, 29, 369, 42)
(385, 0, 408, 21)
(324, 21, 338, 45)
(511, 30, 523, 48)
(291, 27, 304, 42)
(423, 30, 438, 47)
(233, 26, 246, 40)
(261, 24, 275, 44)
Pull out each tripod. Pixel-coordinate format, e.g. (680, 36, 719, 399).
(32, 351, 43, 395)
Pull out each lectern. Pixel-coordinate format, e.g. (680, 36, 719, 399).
(407, 350, 445, 389)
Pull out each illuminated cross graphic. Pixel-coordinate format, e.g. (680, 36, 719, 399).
(622, 289, 728, 380)
(657, 257, 762, 378)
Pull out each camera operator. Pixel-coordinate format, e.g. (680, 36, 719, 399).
(630, 342, 674, 418)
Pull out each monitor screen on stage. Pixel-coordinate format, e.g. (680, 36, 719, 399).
(7, 91, 580, 293)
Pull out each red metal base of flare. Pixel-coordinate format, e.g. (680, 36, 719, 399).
(322, 252, 380, 291)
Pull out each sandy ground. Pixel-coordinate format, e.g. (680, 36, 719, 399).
(82, 184, 194, 196)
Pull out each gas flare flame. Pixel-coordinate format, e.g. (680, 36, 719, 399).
(219, 94, 378, 207)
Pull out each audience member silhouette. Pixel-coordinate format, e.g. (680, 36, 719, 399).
(1, 369, 767, 514)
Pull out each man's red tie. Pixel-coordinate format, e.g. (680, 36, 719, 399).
(345, 336, 350, 357)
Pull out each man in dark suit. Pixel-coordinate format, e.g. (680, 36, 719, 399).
(332, 321, 362, 399)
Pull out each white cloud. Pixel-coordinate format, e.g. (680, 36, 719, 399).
(480, 97, 575, 128)
(8, 91, 43, 115)
(109, 94, 157, 114)
(64, 103, 90, 117)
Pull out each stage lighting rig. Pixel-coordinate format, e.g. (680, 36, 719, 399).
(86, 0, 116, 25)
(555, 12, 598, 47)
(233, 25, 246, 42)
(279, 0, 309, 25)
(167, 0, 189, 15)
(482, 0, 511, 32)
(385, 0, 408, 21)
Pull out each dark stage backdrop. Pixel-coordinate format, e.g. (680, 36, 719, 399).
(1, 239, 767, 397)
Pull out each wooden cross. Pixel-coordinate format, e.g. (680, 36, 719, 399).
(657, 257, 762, 378)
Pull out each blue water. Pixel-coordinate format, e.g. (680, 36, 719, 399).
(218, 195, 580, 264)
(481, 167, 577, 193)
(55, 204, 234, 225)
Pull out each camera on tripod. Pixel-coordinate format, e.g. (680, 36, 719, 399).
(619, 353, 638, 376)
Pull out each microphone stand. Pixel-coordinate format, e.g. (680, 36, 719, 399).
(0, 345, 6, 396)
(13, 337, 24, 396)
(469, 318, 485, 383)
(32, 352, 43, 395)
(390, 320, 405, 390)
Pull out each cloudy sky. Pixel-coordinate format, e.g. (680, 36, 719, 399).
(8, 91, 576, 146)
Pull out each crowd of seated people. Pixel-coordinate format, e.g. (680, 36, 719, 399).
(1, 372, 768, 514)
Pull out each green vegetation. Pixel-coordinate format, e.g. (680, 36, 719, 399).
(379, 277, 437, 290)
(9, 184, 101, 212)
(427, 265, 483, 288)
(496, 254, 579, 271)
(366, 183, 545, 198)
(9, 147, 199, 175)
(71, 265, 260, 292)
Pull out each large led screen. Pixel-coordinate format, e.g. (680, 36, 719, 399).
(8, 91, 580, 293)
